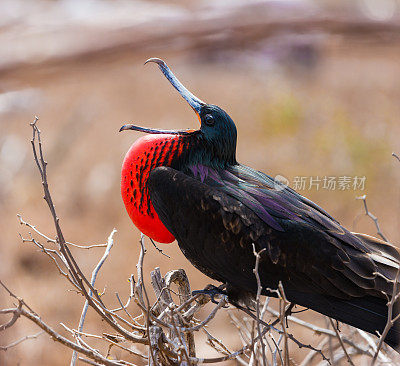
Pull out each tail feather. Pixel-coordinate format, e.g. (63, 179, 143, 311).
(285, 234, 400, 349)
(331, 233, 400, 349)
(285, 289, 400, 350)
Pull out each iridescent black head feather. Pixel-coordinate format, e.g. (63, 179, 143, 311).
(196, 104, 237, 167)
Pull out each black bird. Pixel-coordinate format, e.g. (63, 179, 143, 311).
(120, 58, 400, 349)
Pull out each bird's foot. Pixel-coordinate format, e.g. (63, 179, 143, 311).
(192, 284, 227, 305)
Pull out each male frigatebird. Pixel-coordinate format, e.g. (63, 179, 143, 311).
(120, 58, 400, 348)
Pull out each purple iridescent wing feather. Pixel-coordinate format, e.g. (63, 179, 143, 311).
(190, 163, 369, 252)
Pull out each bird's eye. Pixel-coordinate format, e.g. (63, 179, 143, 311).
(204, 114, 215, 126)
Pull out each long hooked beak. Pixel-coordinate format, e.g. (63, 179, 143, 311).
(144, 57, 205, 114)
(119, 124, 198, 135)
(120, 58, 204, 135)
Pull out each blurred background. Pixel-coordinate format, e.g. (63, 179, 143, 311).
(1, 0, 400, 364)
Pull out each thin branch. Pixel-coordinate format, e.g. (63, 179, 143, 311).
(149, 237, 170, 258)
(328, 318, 355, 366)
(0, 302, 22, 331)
(114, 293, 145, 332)
(138, 234, 157, 366)
(71, 229, 117, 365)
(2, 304, 122, 366)
(18, 231, 78, 288)
(30, 117, 107, 307)
(356, 195, 388, 242)
(182, 296, 227, 333)
(371, 264, 400, 365)
(356, 329, 390, 362)
(278, 282, 290, 366)
(266, 306, 370, 355)
(252, 244, 267, 366)
(17, 214, 107, 249)
(29, 118, 147, 345)
(104, 338, 148, 360)
(299, 337, 329, 366)
(78, 358, 103, 366)
(0, 280, 37, 315)
(0, 331, 44, 351)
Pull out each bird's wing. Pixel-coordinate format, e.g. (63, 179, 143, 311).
(197, 164, 368, 250)
(200, 163, 400, 293)
(148, 165, 399, 300)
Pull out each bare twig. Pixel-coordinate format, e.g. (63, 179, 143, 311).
(356, 329, 390, 362)
(356, 195, 388, 242)
(32, 118, 148, 345)
(266, 306, 370, 355)
(328, 318, 355, 366)
(71, 229, 117, 366)
(370, 153, 400, 365)
(0, 300, 122, 365)
(299, 337, 329, 366)
(149, 237, 170, 258)
(165, 269, 196, 357)
(18, 231, 76, 285)
(0, 331, 44, 351)
(278, 282, 290, 365)
(17, 214, 107, 249)
(252, 244, 267, 366)
(183, 296, 227, 333)
(0, 302, 22, 331)
(138, 234, 157, 366)
(371, 265, 400, 365)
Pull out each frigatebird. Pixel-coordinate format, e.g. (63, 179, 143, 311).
(120, 58, 400, 348)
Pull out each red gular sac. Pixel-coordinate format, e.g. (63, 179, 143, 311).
(121, 134, 182, 243)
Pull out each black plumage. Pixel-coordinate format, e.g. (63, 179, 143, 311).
(120, 58, 400, 350)
(148, 165, 400, 349)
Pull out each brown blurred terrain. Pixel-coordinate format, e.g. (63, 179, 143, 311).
(1, 0, 400, 365)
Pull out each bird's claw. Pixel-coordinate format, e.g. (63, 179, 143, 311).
(192, 284, 228, 306)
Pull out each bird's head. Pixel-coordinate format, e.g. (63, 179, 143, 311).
(120, 58, 237, 167)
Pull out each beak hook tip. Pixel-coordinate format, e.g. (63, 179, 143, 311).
(144, 57, 165, 67)
(143, 57, 205, 114)
(119, 124, 130, 132)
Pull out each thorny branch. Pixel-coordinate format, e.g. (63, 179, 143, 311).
(1, 119, 399, 365)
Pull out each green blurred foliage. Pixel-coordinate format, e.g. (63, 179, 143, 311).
(314, 109, 390, 176)
(258, 92, 303, 137)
